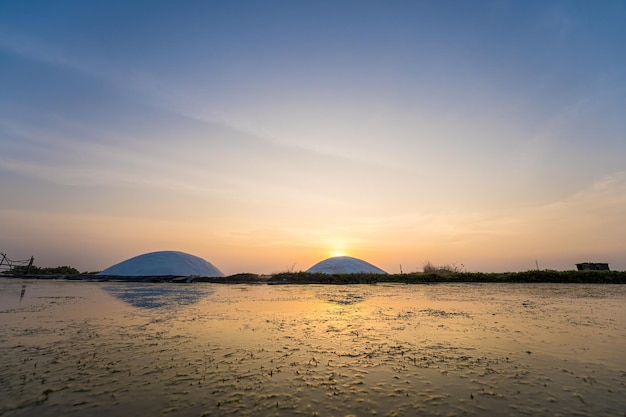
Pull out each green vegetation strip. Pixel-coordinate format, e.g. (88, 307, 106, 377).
(268, 270, 626, 284)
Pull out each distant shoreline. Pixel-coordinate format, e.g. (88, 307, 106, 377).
(2, 270, 626, 284)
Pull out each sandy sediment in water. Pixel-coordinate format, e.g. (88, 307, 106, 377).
(1, 280, 625, 416)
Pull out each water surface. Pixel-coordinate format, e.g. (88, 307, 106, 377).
(1, 279, 624, 416)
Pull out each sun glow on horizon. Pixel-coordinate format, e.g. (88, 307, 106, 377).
(326, 237, 350, 258)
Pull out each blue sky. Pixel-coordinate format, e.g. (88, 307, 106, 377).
(1, 1, 625, 273)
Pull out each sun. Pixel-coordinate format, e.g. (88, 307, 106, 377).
(325, 236, 349, 258)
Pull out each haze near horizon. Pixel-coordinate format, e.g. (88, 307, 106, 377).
(1, 1, 625, 274)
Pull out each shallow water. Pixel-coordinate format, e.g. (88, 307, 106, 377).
(1, 279, 625, 417)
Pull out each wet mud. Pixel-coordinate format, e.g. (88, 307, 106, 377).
(1, 280, 624, 416)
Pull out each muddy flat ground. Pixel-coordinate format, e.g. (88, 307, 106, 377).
(1, 279, 625, 416)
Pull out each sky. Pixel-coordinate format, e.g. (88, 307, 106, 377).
(1, 0, 625, 274)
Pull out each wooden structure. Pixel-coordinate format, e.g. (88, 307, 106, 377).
(0, 253, 34, 275)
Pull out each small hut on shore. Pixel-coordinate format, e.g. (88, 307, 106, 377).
(576, 262, 610, 271)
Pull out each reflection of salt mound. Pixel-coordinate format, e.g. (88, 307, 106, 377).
(98, 251, 224, 277)
(104, 284, 214, 309)
(306, 256, 387, 274)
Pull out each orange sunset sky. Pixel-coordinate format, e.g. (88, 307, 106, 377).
(1, 1, 625, 274)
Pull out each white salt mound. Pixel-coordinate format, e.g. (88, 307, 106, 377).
(306, 256, 387, 274)
(98, 251, 225, 277)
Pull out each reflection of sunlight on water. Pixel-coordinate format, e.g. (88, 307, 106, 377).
(0, 280, 625, 417)
(314, 286, 369, 305)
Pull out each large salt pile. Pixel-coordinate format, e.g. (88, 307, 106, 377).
(98, 251, 225, 277)
(306, 256, 387, 274)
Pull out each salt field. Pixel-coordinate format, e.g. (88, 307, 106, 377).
(1, 279, 625, 416)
